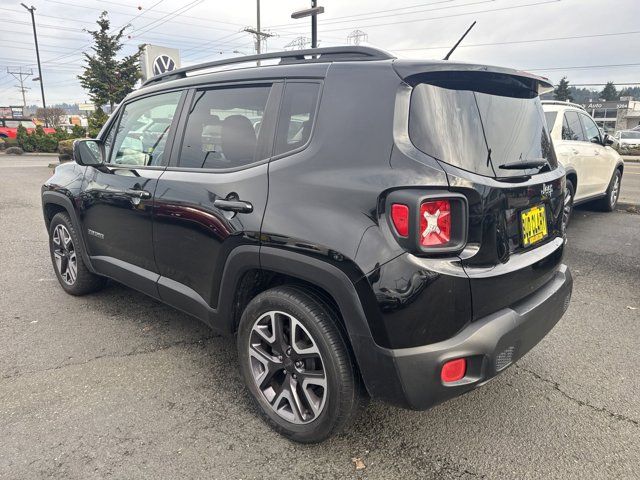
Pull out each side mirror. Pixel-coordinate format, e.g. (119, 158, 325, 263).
(603, 134, 614, 146)
(73, 139, 104, 166)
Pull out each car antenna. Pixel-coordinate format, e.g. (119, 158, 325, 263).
(443, 21, 477, 60)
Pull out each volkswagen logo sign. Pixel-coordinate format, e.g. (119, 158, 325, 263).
(153, 55, 176, 76)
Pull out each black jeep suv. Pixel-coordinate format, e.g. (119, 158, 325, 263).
(42, 47, 573, 443)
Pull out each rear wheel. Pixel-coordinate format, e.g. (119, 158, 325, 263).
(237, 286, 362, 443)
(595, 169, 621, 212)
(562, 179, 575, 231)
(49, 212, 106, 295)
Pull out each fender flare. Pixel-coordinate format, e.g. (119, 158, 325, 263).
(41, 190, 96, 273)
(215, 245, 406, 404)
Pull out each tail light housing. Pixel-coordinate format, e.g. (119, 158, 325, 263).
(386, 190, 468, 254)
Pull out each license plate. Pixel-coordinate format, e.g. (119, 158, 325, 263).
(521, 204, 548, 247)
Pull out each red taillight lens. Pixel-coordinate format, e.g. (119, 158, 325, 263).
(391, 203, 409, 237)
(420, 200, 451, 247)
(441, 358, 466, 383)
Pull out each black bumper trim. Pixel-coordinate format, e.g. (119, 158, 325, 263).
(371, 264, 572, 410)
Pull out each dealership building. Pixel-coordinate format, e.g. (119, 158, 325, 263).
(578, 99, 640, 133)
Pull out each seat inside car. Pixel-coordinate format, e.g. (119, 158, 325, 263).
(220, 115, 256, 166)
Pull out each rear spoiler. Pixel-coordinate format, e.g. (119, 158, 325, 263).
(393, 60, 554, 98)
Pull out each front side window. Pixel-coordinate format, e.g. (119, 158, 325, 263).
(580, 114, 601, 144)
(562, 111, 586, 141)
(109, 91, 182, 166)
(274, 82, 320, 156)
(178, 85, 272, 169)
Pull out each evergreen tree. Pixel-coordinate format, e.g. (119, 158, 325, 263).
(599, 82, 618, 101)
(78, 12, 141, 111)
(553, 77, 573, 102)
(88, 107, 109, 138)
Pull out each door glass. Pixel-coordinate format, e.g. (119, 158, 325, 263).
(274, 82, 320, 155)
(563, 111, 586, 141)
(580, 113, 602, 144)
(110, 91, 182, 166)
(178, 85, 272, 169)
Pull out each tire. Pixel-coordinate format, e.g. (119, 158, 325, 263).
(48, 212, 106, 295)
(563, 179, 575, 231)
(594, 169, 622, 212)
(237, 285, 362, 443)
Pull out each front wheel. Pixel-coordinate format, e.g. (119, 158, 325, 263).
(237, 286, 362, 443)
(48, 212, 106, 295)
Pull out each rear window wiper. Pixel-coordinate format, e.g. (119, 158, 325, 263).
(498, 159, 550, 170)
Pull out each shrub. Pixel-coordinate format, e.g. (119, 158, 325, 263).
(88, 107, 108, 138)
(71, 124, 87, 138)
(57, 138, 77, 156)
(54, 127, 69, 141)
(0, 138, 5, 150)
(16, 124, 59, 153)
(5, 146, 24, 155)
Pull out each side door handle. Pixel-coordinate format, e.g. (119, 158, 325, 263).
(594, 150, 600, 156)
(213, 198, 253, 214)
(125, 189, 152, 199)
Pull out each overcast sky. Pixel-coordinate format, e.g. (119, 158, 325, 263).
(1, 0, 639, 106)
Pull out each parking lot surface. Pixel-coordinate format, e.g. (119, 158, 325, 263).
(1, 155, 639, 479)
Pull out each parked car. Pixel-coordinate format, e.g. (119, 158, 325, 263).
(612, 130, 640, 151)
(542, 101, 625, 226)
(42, 47, 573, 443)
(0, 118, 56, 138)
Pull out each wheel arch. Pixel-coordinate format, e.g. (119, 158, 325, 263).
(41, 191, 96, 273)
(564, 168, 577, 192)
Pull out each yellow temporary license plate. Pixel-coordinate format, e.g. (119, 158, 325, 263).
(521, 204, 548, 247)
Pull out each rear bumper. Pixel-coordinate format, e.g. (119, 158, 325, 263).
(364, 263, 572, 410)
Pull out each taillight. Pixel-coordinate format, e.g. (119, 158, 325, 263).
(391, 204, 409, 237)
(420, 200, 451, 247)
(385, 190, 468, 255)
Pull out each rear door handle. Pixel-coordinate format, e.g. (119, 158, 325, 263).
(126, 189, 151, 199)
(213, 198, 253, 214)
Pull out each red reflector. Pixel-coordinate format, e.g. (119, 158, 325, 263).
(420, 200, 451, 247)
(391, 203, 410, 237)
(441, 358, 466, 383)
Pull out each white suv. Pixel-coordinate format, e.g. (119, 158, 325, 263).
(542, 101, 625, 226)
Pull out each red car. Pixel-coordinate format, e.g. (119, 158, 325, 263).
(0, 118, 56, 139)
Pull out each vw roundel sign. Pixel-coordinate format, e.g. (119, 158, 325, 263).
(152, 54, 176, 76)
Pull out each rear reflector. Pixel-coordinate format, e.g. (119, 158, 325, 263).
(420, 200, 451, 247)
(441, 358, 466, 383)
(391, 203, 410, 237)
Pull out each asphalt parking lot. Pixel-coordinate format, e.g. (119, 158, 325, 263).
(1, 155, 638, 479)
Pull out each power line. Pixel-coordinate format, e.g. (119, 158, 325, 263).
(527, 63, 640, 72)
(393, 30, 640, 51)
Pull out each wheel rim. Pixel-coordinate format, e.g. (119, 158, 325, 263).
(248, 311, 327, 424)
(52, 224, 77, 285)
(563, 188, 573, 230)
(610, 174, 620, 207)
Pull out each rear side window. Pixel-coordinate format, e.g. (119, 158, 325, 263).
(562, 111, 586, 141)
(274, 82, 320, 156)
(544, 111, 557, 131)
(178, 85, 271, 169)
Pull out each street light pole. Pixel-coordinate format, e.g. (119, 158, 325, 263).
(311, 0, 317, 49)
(21, 3, 48, 127)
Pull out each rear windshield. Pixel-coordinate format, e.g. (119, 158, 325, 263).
(409, 83, 557, 177)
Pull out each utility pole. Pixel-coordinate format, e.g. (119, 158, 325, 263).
(244, 0, 273, 65)
(347, 29, 368, 46)
(20, 3, 48, 126)
(7, 67, 33, 110)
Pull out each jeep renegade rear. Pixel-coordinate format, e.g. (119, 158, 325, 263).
(42, 47, 572, 443)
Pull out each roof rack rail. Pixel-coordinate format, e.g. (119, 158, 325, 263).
(142, 46, 395, 87)
(541, 100, 586, 111)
